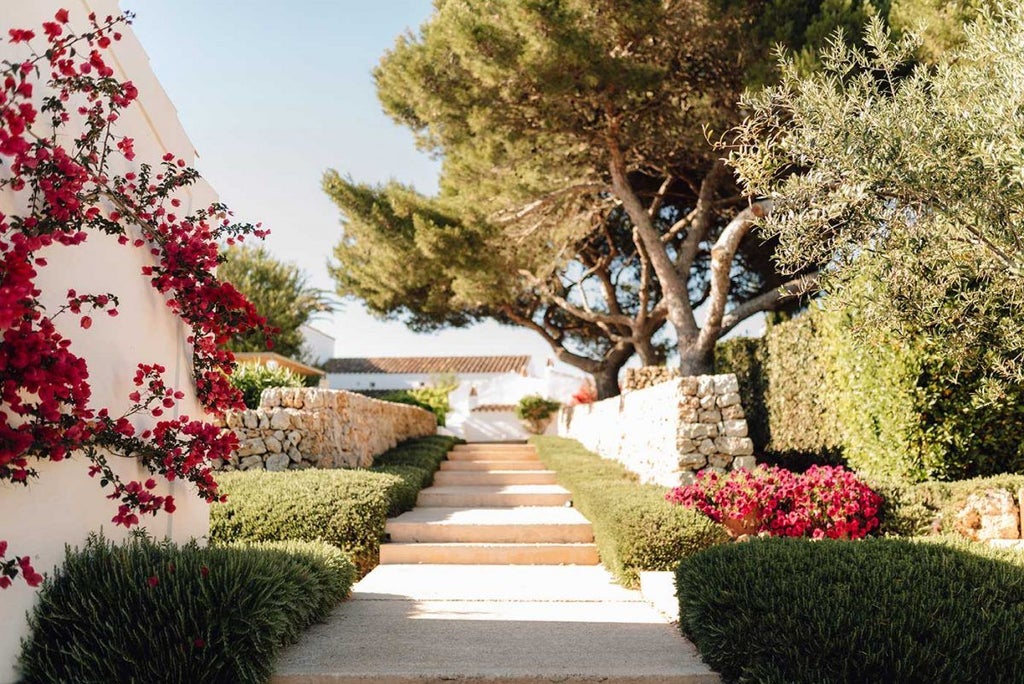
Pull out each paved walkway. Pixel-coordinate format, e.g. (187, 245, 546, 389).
(272, 565, 719, 683)
(271, 443, 719, 683)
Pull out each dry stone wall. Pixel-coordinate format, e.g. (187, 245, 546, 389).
(217, 388, 436, 471)
(558, 373, 755, 486)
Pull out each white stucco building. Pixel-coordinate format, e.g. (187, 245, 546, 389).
(325, 355, 588, 441)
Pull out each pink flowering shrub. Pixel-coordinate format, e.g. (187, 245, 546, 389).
(666, 465, 882, 540)
(0, 10, 273, 588)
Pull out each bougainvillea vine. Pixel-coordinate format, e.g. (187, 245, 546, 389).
(0, 9, 273, 589)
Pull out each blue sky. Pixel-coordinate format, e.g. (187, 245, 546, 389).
(131, 0, 557, 359)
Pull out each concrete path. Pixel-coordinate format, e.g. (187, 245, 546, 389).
(272, 564, 720, 683)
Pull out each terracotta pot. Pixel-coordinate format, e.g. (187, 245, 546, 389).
(722, 512, 760, 538)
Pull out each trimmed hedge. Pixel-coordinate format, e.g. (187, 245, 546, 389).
(370, 434, 459, 515)
(677, 537, 1024, 683)
(723, 304, 1024, 481)
(210, 436, 458, 570)
(714, 337, 770, 453)
(531, 436, 728, 587)
(210, 468, 400, 573)
(19, 535, 354, 684)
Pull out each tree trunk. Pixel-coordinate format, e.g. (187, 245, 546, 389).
(592, 366, 622, 401)
(677, 341, 714, 377)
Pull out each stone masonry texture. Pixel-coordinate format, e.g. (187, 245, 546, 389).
(558, 371, 755, 486)
(216, 388, 436, 471)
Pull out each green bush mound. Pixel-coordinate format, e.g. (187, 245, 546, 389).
(876, 473, 1024, 537)
(531, 436, 727, 587)
(19, 535, 354, 684)
(677, 537, 1024, 683)
(210, 468, 400, 573)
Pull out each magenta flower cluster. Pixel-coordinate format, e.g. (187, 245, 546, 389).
(667, 465, 882, 540)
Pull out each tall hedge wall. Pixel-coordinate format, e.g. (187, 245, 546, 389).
(716, 307, 1024, 482)
(714, 338, 770, 452)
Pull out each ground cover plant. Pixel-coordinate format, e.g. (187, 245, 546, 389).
(875, 473, 1024, 538)
(18, 534, 354, 683)
(677, 537, 1024, 683)
(531, 436, 727, 586)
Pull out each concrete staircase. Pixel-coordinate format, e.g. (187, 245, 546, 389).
(381, 443, 600, 565)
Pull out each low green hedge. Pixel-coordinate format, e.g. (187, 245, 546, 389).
(19, 535, 354, 684)
(370, 435, 459, 516)
(210, 436, 459, 570)
(531, 436, 728, 587)
(210, 468, 400, 573)
(875, 473, 1024, 538)
(676, 537, 1024, 683)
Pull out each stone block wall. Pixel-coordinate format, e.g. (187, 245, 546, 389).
(558, 373, 755, 486)
(623, 366, 681, 392)
(217, 388, 436, 471)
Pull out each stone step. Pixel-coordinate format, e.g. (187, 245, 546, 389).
(447, 450, 540, 462)
(453, 443, 529, 449)
(440, 460, 544, 471)
(386, 507, 594, 543)
(416, 485, 571, 508)
(433, 470, 558, 486)
(379, 542, 600, 565)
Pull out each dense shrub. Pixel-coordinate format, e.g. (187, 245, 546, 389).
(669, 465, 882, 539)
(19, 534, 354, 684)
(764, 312, 843, 457)
(209, 468, 400, 573)
(714, 337, 770, 452)
(677, 537, 1024, 683)
(875, 473, 1024, 538)
(531, 436, 727, 586)
(228, 362, 306, 409)
(380, 389, 448, 426)
(751, 304, 1024, 481)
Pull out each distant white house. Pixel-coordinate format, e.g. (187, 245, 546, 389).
(325, 355, 587, 441)
(300, 324, 335, 366)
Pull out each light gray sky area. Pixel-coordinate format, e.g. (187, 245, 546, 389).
(131, 1, 761, 360)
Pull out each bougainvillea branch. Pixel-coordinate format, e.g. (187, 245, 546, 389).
(0, 9, 272, 588)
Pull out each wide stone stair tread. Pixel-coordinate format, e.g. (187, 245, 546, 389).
(416, 484, 571, 508)
(379, 541, 600, 565)
(387, 506, 594, 543)
(433, 469, 557, 485)
(446, 450, 540, 462)
(440, 460, 544, 471)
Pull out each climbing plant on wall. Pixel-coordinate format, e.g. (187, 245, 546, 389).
(0, 10, 271, 588)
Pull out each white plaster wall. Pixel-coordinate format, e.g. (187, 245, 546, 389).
(0, 1, 215, 678)
(558, 382, 683, 486)
(446, 411, 531, 442)
(299, 324, 335, 365)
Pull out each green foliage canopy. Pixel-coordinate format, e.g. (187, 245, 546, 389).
(219, 245, 332, 361)
(731, 8, 1024, 384)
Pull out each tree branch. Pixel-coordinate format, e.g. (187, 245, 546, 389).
(696, 199, 773, 350)
(718, 272, 819, 337)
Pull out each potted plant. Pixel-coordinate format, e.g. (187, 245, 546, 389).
(515, 395, 562, 434)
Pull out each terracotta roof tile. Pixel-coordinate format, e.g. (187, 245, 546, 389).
(324, 355, 531, 375)
(471, 404, 517, 413)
